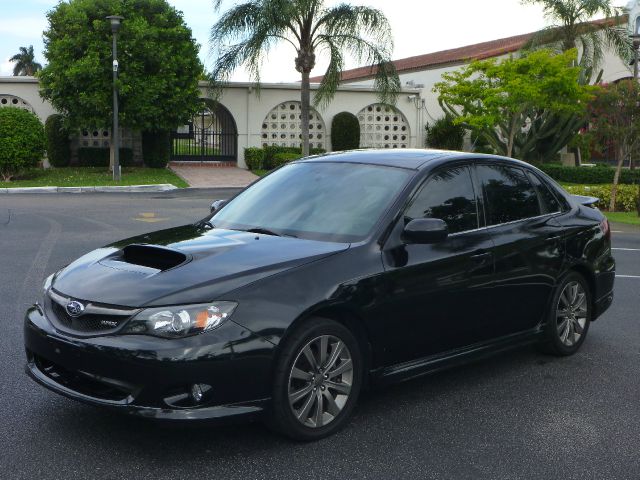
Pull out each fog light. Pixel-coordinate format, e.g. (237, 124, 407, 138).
(190, 383, 204, 403)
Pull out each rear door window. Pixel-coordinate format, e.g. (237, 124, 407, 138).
(477, 164, 541, 225)
(526, 172, 561, 214)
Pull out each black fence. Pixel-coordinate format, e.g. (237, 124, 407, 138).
(171, 103, 237, 162)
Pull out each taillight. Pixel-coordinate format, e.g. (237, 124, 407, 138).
(600, 218, 611, 241)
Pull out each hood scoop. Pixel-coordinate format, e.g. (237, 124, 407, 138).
(99, 244, 189, 274)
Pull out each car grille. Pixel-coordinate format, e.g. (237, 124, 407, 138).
(45, 289, 138, 336)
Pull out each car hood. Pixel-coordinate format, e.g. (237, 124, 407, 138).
(52, 224, 349, 307)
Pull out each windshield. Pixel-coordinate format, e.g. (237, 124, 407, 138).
(211, 161, 411, 242)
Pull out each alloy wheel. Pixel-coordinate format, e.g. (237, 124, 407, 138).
(288, 335, 353, 428)
(556, 281, 588, 347)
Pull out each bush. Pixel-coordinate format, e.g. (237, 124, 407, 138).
(562, 184, 638, 212)
(0, 107, 45, 181)
(331, 112, 360, 151)
(142, 130, 170, 168)
(425, 116, 464, 151)
(244, 147, 265, 170)
(44, 114, 70, 167)
(77, 147, 134, 167)
(538, 163, 640, 185)
(263, 146, 325, 169)
(272, 152, 302, 168)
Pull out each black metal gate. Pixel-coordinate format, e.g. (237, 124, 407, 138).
(171, 102, 237, 162)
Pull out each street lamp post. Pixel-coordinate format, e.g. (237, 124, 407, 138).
(106, 15, 123, 182)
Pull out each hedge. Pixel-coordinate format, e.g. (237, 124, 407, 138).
(538, 163, 640, 185)
(331, 112, 360, 151)
(272, 152, 302, 168)
(77, 147, 134, 167)
(244, 145, 326, 170)
(44, 114, 71, 167)
(0, 107, 45, 181)
(425, 116, 464, 151)
(142, 130, 170, 168)
(244, 147, 265, 170)
(562, 184, 639, 212)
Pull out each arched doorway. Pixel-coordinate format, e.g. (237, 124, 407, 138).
(171, 100, 238, 162)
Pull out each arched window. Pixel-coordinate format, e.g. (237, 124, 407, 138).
(0, 94, 35, 114)
(260, 101, 326, 149)
(357, 103, 410, 149)
(635, 16, 640, 34)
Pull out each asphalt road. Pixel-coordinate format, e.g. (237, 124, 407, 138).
(1, 191, 639, 480)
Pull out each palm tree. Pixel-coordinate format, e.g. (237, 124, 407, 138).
(209, 0, 400, 156)
(522, 0, 632, 77)
(10, 46, 43, 76)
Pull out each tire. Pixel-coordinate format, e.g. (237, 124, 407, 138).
(268, 317, 363, 441)
(540, 271, 592, 356)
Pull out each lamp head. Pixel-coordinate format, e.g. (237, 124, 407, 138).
(106, 15, 124, 33)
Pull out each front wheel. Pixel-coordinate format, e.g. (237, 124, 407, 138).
(268, 318, 363, 441)
(540, 272, 592, 356)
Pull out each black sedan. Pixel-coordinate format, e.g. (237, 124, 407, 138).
(24, 150, 615, 440)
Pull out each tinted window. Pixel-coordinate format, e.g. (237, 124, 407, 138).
(405, 166, 478, 234)
(212, 162, 411, 242)
(477, 164, 540, 225)
(527, 172, 561, 214)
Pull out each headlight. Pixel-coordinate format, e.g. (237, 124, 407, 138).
(121, 302, 237, 338)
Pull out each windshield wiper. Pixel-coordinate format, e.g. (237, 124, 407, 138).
(244, 227, 297, 238)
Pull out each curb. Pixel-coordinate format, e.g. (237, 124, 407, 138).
(0, 184, 178, 194)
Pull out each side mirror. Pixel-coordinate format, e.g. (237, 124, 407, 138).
(402, 218, 448, 244)
(210, 199, 227, 214)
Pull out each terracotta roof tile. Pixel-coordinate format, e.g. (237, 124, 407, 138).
(309, 17, 626, 83)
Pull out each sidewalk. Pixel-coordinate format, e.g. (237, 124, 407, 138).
(170, 163, 258, 188)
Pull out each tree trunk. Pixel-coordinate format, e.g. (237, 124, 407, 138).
(610, 146, 625, 212)
(300, 70, 310, 157)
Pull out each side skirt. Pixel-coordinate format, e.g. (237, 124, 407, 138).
(370, 327, 543, 387)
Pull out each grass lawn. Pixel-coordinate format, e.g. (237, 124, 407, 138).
(5, 167, 188, 188)
(604, 211, 640, 226)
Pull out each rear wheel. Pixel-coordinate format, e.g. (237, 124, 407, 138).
(541, 272, 591, 356)
(268, 318, 363, 441)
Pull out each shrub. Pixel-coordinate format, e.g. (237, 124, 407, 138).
(44, 114, 70, 167)
(272, 152, 302, 168)
(331, 112, 360, 151)
(425, 115, 464, 151)
(142, 130, 170, 168)
(0, 107, 45, 181)
(244, 147, 265, 170)
(538, 163, 640, 185)
(263, 146, 325, 169)
(562, 184, 638, 212)
(77, 147, 134, 167)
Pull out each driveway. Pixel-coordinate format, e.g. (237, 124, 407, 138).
(1, 193, 639, 480)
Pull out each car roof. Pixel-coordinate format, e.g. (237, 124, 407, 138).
(299, 149, 456, 169)
(298, 149, 530, 170)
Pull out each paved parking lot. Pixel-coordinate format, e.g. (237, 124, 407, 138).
(1, 191, 639, 480)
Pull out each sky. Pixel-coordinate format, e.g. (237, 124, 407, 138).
(0, 0, 631, 81)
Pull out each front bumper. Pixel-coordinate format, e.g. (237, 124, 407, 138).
(24, 304, 275, 422)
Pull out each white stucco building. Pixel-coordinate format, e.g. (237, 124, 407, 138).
(2, 1, 640, 168)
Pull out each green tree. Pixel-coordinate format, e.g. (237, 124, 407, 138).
(435, 49, 595, 159)
(209, 0, 399, 156)
(521, 0, 631, 77)
(10, 46, 43, 76)
(586, 80, 640, 212)
(39, 0, 202, 140)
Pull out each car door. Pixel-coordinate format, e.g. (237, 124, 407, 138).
(377, 163, 496, 365)
(474, 163, 565, 339)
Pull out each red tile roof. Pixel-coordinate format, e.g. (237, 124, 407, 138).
(309, 17, 626, 83)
